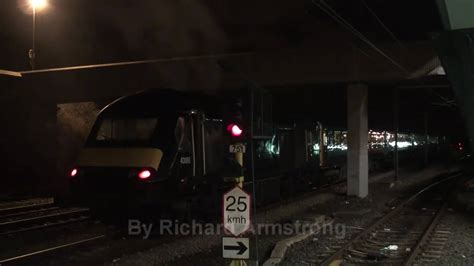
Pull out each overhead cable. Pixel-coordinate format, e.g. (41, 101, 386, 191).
(311, 0, 409, 74)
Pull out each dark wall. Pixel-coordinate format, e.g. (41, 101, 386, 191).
(56, 102, 100, 192)
(0, 85, 57, 197)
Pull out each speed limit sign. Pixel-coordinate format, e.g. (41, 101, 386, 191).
(223, 186, 251, 236)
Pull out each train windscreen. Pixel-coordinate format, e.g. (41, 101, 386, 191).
(94, 118, 158, 143)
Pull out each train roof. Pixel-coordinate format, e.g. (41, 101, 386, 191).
(99, 89, 222, 117)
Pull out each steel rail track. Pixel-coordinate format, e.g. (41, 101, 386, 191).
(403, 203, 449, 265)
(319, 171, 461, 266)
(0, 199, 54, 215)
(0, 235, 105, 264)
(0, 206, 60, 219)
(0, 216, 91, 236)
(0, 208, 88, 226)
(0, 208, 90, 236)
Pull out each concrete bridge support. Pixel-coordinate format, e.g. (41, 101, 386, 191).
(347, 84, 369, 198)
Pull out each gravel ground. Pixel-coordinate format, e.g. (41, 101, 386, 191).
(280, 166, 457, 265)
(436, 210, 474, 265)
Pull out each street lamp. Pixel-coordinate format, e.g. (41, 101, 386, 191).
(28, 0, 47, 69)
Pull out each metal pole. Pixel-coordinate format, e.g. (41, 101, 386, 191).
(424, 110, 429, 166)
(33, 7, 36, 52)
(393, 88, 399, 181)
(249, 87, 259, 265)
(235, 144, 244, 188)
(230, 144, 245, 266)
(318, 122, 325, 167)
(29, 7, 36, 70)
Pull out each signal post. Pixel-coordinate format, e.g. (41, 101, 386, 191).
(226, 142, 249, 266)
(225, 122, 251, 265)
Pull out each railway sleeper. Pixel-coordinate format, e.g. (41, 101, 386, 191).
(345, 256, 403, 264)
(422, 250, 445, 256)
(427, 240, 448, 245)
(361, 241, 414, 250)
(0, 207, 60, 220)
(420, 251, 443, 257)
(0, 212, 89, 235)
(367, 235, 420, 242)
(348, 247, 407, 259)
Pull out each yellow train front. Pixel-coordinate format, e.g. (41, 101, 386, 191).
(68, 89, 241, 214)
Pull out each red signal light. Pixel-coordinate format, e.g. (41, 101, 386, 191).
(227, 124, 243, 137)
(70, 168, 78, 177)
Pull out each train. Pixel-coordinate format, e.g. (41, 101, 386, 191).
(69, 88, 453, 215)
(69, 89, 243, 215)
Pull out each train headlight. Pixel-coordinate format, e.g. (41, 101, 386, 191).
(136, 168, 156, 180)
(138, 170, 151, 179)
(70, 168, 78, 177)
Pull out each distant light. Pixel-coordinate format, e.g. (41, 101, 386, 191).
(389, 141, 412, 149)
(327, 144, 348, 151)
(30, 0, 47, 10)
(70, 168, 78, 177)
(227, 124, 243, 137)
(138, 169, 152, 179)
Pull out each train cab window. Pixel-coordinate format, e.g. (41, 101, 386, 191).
(175, 117, 185, 147)
(173, 116, 194, 176)
(95, 118, 158, 142)
(176, 117, 193, 155)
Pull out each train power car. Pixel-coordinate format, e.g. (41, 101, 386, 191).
(69, 89, 243, 215)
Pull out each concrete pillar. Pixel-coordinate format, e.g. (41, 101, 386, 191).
(347, 84, 369, 198)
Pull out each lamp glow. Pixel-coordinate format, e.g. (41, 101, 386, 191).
(30, 0, 47, 10)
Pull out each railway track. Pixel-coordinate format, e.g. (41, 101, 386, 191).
(0, 170, 451, 265)
(0, 234, 106, 264)
(0, 199, 105, 265)
(317, 172, 461, 265)
(0, 198, 54, 215)
(0, 206, 90, 235)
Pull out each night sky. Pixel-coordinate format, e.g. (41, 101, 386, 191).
(0, 0, 442, 70)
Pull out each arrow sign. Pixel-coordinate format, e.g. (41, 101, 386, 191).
(224, 241, 247, 255)
(222, 237, 249, 259)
